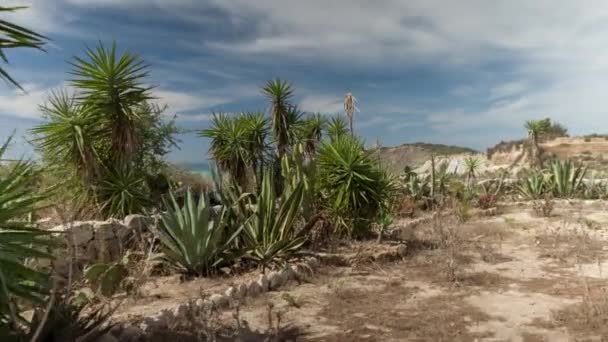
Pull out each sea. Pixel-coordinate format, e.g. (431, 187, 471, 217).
(176, 162, 212, 177)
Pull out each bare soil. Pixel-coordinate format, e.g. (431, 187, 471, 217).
(113, 202, 608, 341)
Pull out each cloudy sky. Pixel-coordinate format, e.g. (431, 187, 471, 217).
(3, 0, 608, 162)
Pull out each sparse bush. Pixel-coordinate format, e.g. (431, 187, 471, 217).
(532, 194, 554, 217)
(477, 193, 498, 210)
(395, 197, 416, 218)
(454, 198, 471, 223)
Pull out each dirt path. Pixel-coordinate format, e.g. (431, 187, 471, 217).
(226, 206, 608, 341)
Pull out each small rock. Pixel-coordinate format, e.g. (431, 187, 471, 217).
(123, 214, 151, 232)
(172, 303, 189, 319)
(225, 286, 238, 299)
(282, 266, 296, 281)
(237, 282, 248, 299)
(209, 293, 229, 308)
(117, 326, 144, 342)
(396, 244, 408, 257)
(195, 298, 205, 307)
(257, 274, 269, 291)
(248, 280, 263, 297)
(305, 257, 320, 269)
(97, 334, 119, 342)
(268, 271, 284, 289)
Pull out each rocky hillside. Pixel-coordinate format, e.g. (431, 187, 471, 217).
(373, 142, 476, 175)
(377, 135, 608, 177)
(488, 135, 608, 171)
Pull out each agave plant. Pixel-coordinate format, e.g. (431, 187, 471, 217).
(0, 137, 55, 331)
(548, 160, 586, 198)
(241, 171, 306, 272)
(0, 6, 47, 90)
(525, 119, 551, 168)
(150, 190, 240, 276)
(517, 172, 547, 200)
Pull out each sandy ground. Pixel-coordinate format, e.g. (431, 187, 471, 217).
(208, 204, 608, 341)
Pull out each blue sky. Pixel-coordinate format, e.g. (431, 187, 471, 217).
(3, 1, 608, 162)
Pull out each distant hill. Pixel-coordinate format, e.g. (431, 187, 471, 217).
(372, 142, 477, 175)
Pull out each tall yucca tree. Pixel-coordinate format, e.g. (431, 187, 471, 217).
(327, 116, 349, 142)
(525, 119, 550, 168)
(200, 113, 250, 189)
(262, 79, 294, 159)
(344, 91, 357, 136)
(238, 112, 270, 184)
(0, 6, 47, 90)
(31, 90, 102, 183)
(0, 137, 54, 331)
(69, 41, 152, 163)
(299, 113, 326, 157)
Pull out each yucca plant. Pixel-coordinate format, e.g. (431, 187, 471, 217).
(317, 135, 394, 237)
(241, 171, 306, 272)
(262, 79, 295, 159)
(31, 90, 103, 183)
(0, 137, 55, 333)
(0, 6, 47, 90)
(97, 164, 150, 218)
(548, 160, 586, 198)
(327, 116, 349, 142)
(69, 41, 152, 163)
(150, 190, 241, 276)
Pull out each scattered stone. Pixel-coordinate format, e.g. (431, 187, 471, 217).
(172, 303, 189, 319)
(117, 326, 144, 342)
(97, 334, 119, 342)
(247, 280, 263, 297)
(257, 274, 269, 291)
(225, 286, 238, 299)
(195, 298, 205, 307)
(123, 214, 151, 233)
(282, 266, 297, 281)
(396, 244, 408, 257)
(268, 271, 284, 289)
(237, 282, 248, 299)
(209, 293, 229, 308)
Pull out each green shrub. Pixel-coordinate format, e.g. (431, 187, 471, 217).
(317, 135, 394, 237)
(97, 164, 151, 218)
(150, 190, 240, 276)
(517, 172, 548, 200)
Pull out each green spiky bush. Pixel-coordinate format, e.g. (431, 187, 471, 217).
(317, 135, 394, 237)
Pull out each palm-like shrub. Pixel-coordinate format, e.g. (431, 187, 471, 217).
(241, 171, 306, 272)
(317, 135, 394, 237)
(201, 113, 270, 190)
(262, 79, 294, 159)
(0, 6, 47, 90)
(70, 41, 152, 163)
(548, 160, 586, 198)
(327, 116, 349, 142)
(525, 119, 551, 168)
(31, 90, 102, 183)
(0, 138, 54, 331)
(150, 190, 240, 276)
(298, 113, 326, 157)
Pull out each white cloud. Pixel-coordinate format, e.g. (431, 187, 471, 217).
(155, 89, 228, 113)
(0, 83, 54, 119)
(300, 95, 343, 114)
